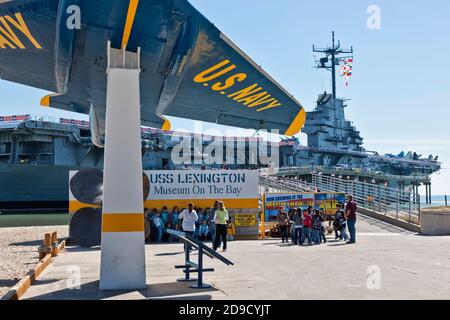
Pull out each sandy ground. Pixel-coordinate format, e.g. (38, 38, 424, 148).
(0, 225, 68, 297)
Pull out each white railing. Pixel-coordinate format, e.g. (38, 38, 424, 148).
(259, 175, 313, 195)
(259, 173, 421, 224)
(311, 174, 420, 224)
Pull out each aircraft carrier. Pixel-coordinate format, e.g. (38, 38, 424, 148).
(0, 103, 440, 212)
(0, 33, 440, 212)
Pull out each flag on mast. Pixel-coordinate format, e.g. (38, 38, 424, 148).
(340, 58, 353, 86)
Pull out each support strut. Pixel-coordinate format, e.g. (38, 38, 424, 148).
(99, 42, 146, 290)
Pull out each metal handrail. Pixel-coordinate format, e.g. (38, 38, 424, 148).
(259, 174, 421, 224)
(311, 174, 420, 224)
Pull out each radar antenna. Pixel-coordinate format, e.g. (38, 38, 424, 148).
(313, 31, 353, 106)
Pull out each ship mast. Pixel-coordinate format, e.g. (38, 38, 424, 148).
(313, 31, 353, 107)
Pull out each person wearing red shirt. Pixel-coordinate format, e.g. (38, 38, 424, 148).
(302, 209, 312, 245)
(345, 195, 357, 244)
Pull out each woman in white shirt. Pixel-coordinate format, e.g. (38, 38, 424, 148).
(179, 202, 198, 237)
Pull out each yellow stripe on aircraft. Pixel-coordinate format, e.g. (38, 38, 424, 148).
(121, 0, 139, 50)
(284, 108, 306, 136)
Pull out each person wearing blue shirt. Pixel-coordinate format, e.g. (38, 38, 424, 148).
(195, 207, 204, 234)
(198, 220, 209, 241)
(152, 210, 165, 243)
(169, 206, 180, 242)
(160, 206, 170, 241)
(170, 206, 180, 229)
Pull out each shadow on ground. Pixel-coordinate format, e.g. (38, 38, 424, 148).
(23, 280, 218, 300)
(0, 279, 19, 287)
(65, 246, 101, 253)
(154, 251, 184, 257)
(9, 239, 42, 247)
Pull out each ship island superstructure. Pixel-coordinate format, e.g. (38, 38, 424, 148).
(277, 92, 440, 192)
(277, 33, 440, 195)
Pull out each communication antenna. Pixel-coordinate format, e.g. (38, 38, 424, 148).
(313, 31, 353, 106)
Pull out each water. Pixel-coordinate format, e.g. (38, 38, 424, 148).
(421, 195, 448, 208)
(0, 213, 69, 228)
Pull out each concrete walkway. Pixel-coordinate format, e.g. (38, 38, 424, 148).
(22, 216, 450, 300)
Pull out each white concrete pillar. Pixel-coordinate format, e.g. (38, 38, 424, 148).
(99, 45, 146, 290)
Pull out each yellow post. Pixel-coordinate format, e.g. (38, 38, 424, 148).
(260, 193, 266, 239)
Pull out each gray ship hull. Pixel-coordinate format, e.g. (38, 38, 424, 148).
(0, 165, 81, 211)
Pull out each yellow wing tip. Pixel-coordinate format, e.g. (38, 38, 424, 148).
(40, 95, 51, 107)
(161, 118, 171, 131)
(284, 108, 306, 136)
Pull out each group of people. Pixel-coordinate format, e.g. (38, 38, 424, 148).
(277, 195, 357, 245)
(144, 200, 230, 252)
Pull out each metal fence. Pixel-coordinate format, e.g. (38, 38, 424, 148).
(259, 174, 421, 224)
(312, 174, 420, 223)
(259, 176, 312, 195)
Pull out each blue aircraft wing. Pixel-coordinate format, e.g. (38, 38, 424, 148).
(0, 0, 306, 135)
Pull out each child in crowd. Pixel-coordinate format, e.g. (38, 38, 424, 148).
(169, 206, 180, 242)
(170, 206, 180, 230)
(311, 210, 322, 245)
(160, 206, 170, 241)
(195, 207, 204, 234)
(319, 209, 327, 243)
(203, 207, 211, 224)
(198, 220, 209, 241)
(336, 204, 349, 241)
(333, 205, 342, 240)
(152, 209, 165, 242)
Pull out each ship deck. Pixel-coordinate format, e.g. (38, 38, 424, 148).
(276, 166, 433, 184)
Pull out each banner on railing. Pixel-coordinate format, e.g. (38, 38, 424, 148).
(314, 192, 346, 215)
(60, 118, 90, 127)
(0, 115, 30, 122)
(263, 192, 345, 221)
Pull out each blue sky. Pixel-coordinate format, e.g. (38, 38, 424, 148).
(1, 0, 449, 195)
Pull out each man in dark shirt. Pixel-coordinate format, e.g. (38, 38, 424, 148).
(345, 195, 357, 244)
(277, 207, 290, 243)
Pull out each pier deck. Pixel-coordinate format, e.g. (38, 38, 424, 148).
(22, 215, 450, 300)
